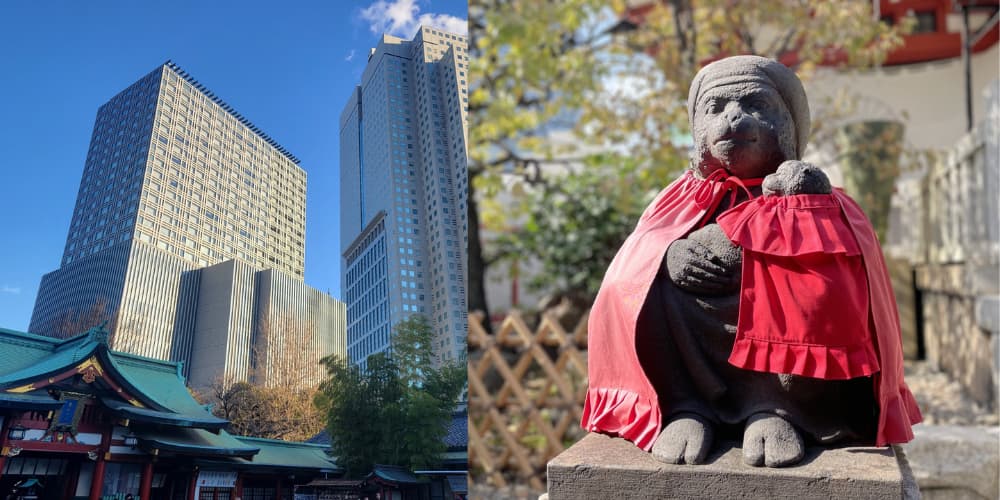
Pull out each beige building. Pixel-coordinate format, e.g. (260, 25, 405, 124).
(186, 261, 347, 389)
(30, 62, 345, 387)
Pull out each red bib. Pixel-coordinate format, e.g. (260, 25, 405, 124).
(717, 194, 880, 379)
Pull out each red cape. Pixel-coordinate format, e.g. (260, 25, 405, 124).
(581, 171, 922, 451)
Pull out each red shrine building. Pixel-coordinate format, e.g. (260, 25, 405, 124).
(0, 326, 338, 499)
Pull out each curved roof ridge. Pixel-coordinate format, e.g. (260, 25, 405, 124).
(235, 436, 331, 448)
(111, 351, 182, 373)
(0, 328, 61, 345)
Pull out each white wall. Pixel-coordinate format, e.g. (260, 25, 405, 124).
(807, 44, 999, 152)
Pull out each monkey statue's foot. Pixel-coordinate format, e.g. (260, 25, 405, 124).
(652, 412, 714, 465)
(742, 412, 805, 467)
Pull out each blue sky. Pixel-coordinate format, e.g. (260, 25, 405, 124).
(0, 0, 467, 331)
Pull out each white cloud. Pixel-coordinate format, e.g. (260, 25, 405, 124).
(345, 49, 356, 62)
(416, 12, 468, 35)
(359, 0, 467, 38)
(1, 285, 21, 295)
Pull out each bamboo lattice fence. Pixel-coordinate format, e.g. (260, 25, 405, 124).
(468, 310, 590, 491)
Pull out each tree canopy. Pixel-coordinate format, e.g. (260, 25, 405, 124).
(315, 316, 466, 477)
(469, 0, 909, 314)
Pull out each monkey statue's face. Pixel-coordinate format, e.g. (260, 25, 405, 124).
(690, 82, 796, 180)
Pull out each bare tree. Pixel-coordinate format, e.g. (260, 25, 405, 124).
(192, 310, 327, 441)
(108, 303, 149, 355)
(50, 297, 116, 339)
(201, 369, 324, 441)
(253, 309, 323, 388)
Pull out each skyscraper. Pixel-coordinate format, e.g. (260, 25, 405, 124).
(340, 26, 469, 366)
(30, 62, 345, 387)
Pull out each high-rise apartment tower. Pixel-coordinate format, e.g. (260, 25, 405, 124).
(30, 62, 345, 387)
(340, 26, 469, 366)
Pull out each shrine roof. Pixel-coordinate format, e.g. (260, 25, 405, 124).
(0, 392, 66, 411)
(232, 437, 339, 471)
(0, 326, 220, 427)
(101, 397, 228, 430)
(134, 426, 259, 458)
(190, 437, 341, 474)
(369, 464, 420, 484)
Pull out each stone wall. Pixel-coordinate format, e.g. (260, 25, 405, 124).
(888, 79, 1000, 410)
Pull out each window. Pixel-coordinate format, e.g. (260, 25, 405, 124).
(912, 10, 937, 33)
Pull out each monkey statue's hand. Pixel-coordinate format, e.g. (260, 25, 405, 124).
(762, 160, 832, 196)
(664, 223, 741, 295)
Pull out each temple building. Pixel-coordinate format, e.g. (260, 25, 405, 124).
(0, 325, 338, 499)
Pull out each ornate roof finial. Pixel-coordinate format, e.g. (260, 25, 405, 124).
(87, 322, 110, 345)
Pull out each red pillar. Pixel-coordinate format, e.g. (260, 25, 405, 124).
(88, 457, 106, 500)
(89, 426, 112, 500)
(0, 416, 10, 479)
(187, 468, 199, 500)
(234, 474, 243, 500)
(275, 478, 283, 500)
(139, 461, 153, 500)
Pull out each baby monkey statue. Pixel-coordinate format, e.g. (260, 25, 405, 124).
(582, 56, 921, 467)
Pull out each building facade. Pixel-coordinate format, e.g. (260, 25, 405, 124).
(186, 262, 347, 389)
(30, 62, 345, 387)
(340, 26, 469, 367)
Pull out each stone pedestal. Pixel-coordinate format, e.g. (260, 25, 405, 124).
(547, 433, 919, 500)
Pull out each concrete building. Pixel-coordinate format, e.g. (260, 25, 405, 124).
(29, 61, 345, 387)
(186, 262, 346, 389)
(340, 26, 469, 367)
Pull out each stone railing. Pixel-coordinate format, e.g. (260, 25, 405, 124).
(467, 310, 589, 492)
(886, 80, 999, 409)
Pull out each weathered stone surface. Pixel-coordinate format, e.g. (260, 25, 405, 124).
(975, 295, 999, 334)
(548, 433, 916, 500)
(907, 82, 1000, 411)
(902, 424, 999, 500)
(887, 256, 919, 359)
(919, 279, 997, 409)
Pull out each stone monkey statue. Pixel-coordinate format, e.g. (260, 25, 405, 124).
(582, 55, 921, 468)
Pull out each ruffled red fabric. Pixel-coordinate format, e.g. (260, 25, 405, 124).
(728, 337, 880, 380)
(834, 192, 923, 445)
(718, 194, 880, 379)
(584, 172, 738, 451)
(876, 383, 923, 445)
(719, 194, 862, 256)
(581, 387, 662, 451)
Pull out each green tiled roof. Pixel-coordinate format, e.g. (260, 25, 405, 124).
(0, 328, 103, 387)
(0, 328, 63, 375)
(233, 437, 339, 471)
(0, 327, 342, 477)
(0, 327, 219, 428)
(101, 397, 227, 430)
(109, 353, 214, 416)
(135, 427, 259, 458)
(370, 464, 420, 484)
(0, 392, 65, 411)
